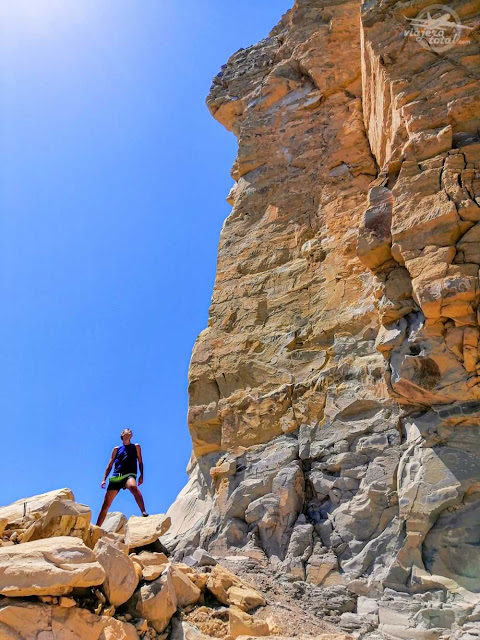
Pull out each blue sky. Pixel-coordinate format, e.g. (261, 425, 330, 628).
(0, 0, 292, 520)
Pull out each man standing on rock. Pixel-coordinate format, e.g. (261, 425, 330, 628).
(96, 428, 148, 526)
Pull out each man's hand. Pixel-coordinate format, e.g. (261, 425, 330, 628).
(138, 475, 143, 486)
(100, 448, 118, 492)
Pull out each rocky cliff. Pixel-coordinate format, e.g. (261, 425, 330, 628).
(165, 0, 480, 638)
(2, 2, 480, 639)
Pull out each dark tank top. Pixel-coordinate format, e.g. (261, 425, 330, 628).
(113, 443, 138, 475)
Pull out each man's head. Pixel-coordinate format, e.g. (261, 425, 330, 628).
(121, 428, 133, 442)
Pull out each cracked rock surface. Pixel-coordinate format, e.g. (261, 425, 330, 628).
(165, 0, 480, 638)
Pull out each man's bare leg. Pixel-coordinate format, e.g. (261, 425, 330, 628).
(126, 477, 147, 514)
(96, 489, 118, 527)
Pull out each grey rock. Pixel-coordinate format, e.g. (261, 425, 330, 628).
(191, 548, 217, 566)
(102, 512, 127, 535)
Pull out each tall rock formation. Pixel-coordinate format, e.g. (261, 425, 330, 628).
(166, 0, 480, 637)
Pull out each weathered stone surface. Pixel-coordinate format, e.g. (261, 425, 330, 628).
(125, 514, 171, 550)
(206, 565, 265, 611)
(169, 562, 201, 607)
(170, 618, 213, 640)
(135, 565, 177, 632)
(0, 599, 139, 639)
(100, 617, 139, 640)
(0, 488, 92, 544)
(188, 0, 379, 465)
(175, 563, 209, 592)
(129, 550, 168, 581)
(94, 537, 138, 607)
(0, 488, 73, 525)
(229, 605, 270, 638)
(86, 524, 106, 550)
(163, 455, 214, 553)
(191, 548, 217, 567)
(102, 512, 128, 535)
(165, 1, 480, 639)
(306, 545, 338, 586)
(0, 536, 105, 596)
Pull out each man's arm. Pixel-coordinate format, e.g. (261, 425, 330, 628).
(101, 448, 118, 489)
(136, 444, 144, 485)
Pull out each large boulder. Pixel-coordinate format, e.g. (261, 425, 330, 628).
(102, 512, 127, 535)
(169, 563, 201, 607)
(125, 514, 171, 551)
(22, 499, 91, 544)
(206, 565, 265, 611)
(0, 488, 74, 525)
(0, 488, 91, 544)
(0, 536, 105, 596)
(0, 599, 139, 639)
(94, 537, 139, 607)
(229, 605, 270, 638)
(135, 565, 177, 632)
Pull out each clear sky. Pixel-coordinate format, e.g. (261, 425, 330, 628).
(0, 0, 292, 519)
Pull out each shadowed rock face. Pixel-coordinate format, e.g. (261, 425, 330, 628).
(166, 0, 480, 637)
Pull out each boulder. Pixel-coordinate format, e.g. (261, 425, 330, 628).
(306, 547, 338, 586)
(94, 537, 139, 607)
(228, 586, 266, 611)
(229, 605, 270, 637)
(192, 548, 217, 566)
(184, 548, 218, 567)
(135, 565, 177, 632)
(125, 514, 171, 550)
(170, 618, 213, 640)
(0, 536, 105, 596)
(129, 551, 168, 581)
(59, 596, 76, 608)
(52, 606, 105, 639)
(206, 565, 265, 611)
(0, 598, 51, 638)
(0, 599, 139, 639)
(174, 563, 209, 591)
(86, 524, 106, 550)
(100, 617, 139, 640)
(0, 488, 74, 525)
(22, 498, 91, 544)
(0, 488, 92, 544)
(102, 512, 128, 535)
(170, 563, 202, 607)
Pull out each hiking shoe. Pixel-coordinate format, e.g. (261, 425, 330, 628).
(142, 512, 149, 517)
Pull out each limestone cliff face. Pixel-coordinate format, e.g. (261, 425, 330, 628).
(190, 0, 382, 459)
(167, 0, 480, 637)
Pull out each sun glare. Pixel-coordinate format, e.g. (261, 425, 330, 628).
(1, 0, 92, 36)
